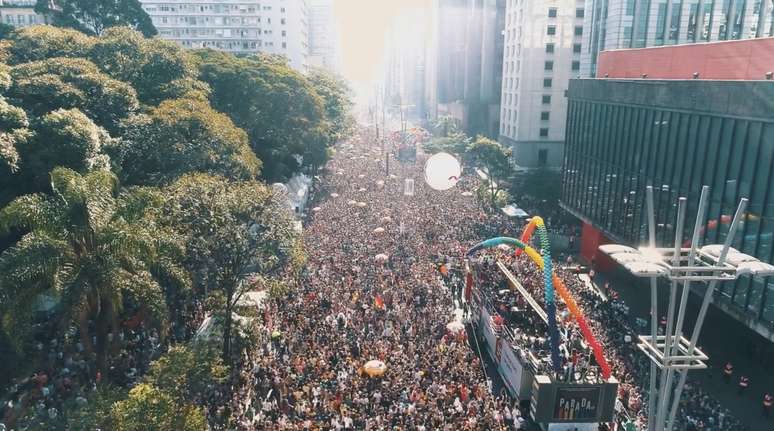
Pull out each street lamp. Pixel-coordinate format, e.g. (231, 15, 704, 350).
(599, 185, 774, 431)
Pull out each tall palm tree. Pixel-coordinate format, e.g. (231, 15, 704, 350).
(0, 167, 189, 372)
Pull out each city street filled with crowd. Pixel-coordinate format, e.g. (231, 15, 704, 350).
(236, 137, 520, 429)
(234, 134, 753, 430)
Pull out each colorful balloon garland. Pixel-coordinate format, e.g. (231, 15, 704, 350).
(466, 216, 612, 380)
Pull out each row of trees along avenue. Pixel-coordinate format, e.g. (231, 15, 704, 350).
(0, 23, 351, 429)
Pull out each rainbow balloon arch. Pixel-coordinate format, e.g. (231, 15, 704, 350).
(466, 216, 613, 380)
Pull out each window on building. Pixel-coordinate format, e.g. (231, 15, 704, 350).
(538, 149, 548, 166)
(281, 18, 286, 25)
(574, 26, 583, 36)
(282, 30, 287, 37)
(282, 42, 287, 49)
(573, 43, 582, 53)
(625, 0, 636, 15)
(572, 60, 580, 71)
(542, 95, 551, 104)
(539, 128, 549, 137)
(546, 43, 554, 53)
(543, 78, 552, 88)
(544, 61, 553, 71)
(547, 25, 556, 35)
(548, 7, 557, 17)
(576, 8, 585, 18)
(540, 112, 550, 121)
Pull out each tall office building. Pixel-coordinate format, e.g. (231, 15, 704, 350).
(382, 9, 430, 122)
(499, 0, 586, 168)
(563, 37, 774, 340)
(139, 0, 309, 71)
(424, 0, 505, 138)
(580, 0, 774, 78)
(307, 0, 337, 70)
(0, 0, 46, 28)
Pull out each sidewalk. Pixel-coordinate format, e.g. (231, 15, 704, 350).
(600, 270, 774, 430)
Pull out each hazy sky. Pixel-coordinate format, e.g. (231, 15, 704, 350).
(333, 0, 432, 101)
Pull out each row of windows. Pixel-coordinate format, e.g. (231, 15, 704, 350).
(499, 112, 551, 139)
(547, 25, 583, 36)
(500, 92, 552, 106)
(157, 27, 286, 38)
(2, 13, 38, 25)
(176, 39, 287, 49)
(542, 60, 581, 72)
(148, 4, 272, 13)
(154, 15, 287, 25)
(545, 43, 583, 54)
(548, 7, 585, 18)
(563, 92, 774, 324)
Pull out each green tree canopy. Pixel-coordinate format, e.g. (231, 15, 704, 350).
(52, 345, 223, 429)
(6, 25, 95, 65)
(36, 0, 157, 37)
(164, 173, 300, 359)
(306, 67, 354, 144)
(116, 98, 261, 186)
(0, 168, 188, 370)
(12, 108, 112, 195)
(145, 344, 228, 403)
(468, 136, 512, 209)
(111, 383, 206, 431)
(194, 50, 326, 181)
(0, 23, 15, 40)
(434, 115, 460, 137)
(422, 132, 471, 157)
(8, 57, 139, 132)
(62, 385, 127, 430)
(89, 27, 204, 105)
(0, 97, 29, 172)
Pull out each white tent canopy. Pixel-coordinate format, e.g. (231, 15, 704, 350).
(236, 291, 267, 309)
(501, 204, 529, 218)
(194, 313, 254, 342)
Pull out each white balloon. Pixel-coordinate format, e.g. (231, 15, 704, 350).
(424, 152, 462, 191)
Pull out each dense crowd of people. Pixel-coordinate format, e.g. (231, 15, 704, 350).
(0, 131, 758, 430)
(1, 307, 172, 428)
(234, 135, 753, 430)
(233, 140, 533, 429)
(0, 274, 242, 429)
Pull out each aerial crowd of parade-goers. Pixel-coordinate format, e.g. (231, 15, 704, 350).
(0, 130, 760, 430)
(228, 133, 750, 430)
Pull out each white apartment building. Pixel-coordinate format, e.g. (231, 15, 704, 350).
(581, 0, 774, 77)
(307, 0, 337, 70)
(499, 0, 586, 168)
(139, 0, 309, 70)
(0, 0, 46, 28)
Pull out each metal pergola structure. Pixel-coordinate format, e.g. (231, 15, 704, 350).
(599, 185, 774, 431)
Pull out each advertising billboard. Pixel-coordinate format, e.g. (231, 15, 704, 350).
(531, 376, 618, 424)
(553, 386, 601, 421)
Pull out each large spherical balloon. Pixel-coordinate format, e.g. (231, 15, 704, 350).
(424, 152, 462, 191)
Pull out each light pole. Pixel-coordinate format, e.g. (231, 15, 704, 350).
(599, 185, 774, 431)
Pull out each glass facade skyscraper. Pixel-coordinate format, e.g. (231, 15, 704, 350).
(580, 0, 774, 77)
(562, 78, 774, 331)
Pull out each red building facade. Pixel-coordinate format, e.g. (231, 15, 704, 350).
(596, 37, 774, 80)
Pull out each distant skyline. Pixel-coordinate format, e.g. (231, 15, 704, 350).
(333, 0, 431, 105)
